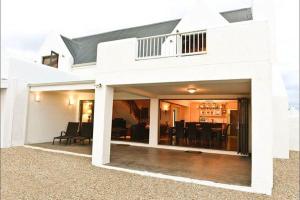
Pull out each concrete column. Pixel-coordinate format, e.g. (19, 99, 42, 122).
(251, 77, 273, 195)
(92, 85, 114, 166)
(149, 98, 159, 147)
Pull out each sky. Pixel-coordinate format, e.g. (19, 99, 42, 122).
(1, 0, 299, 109)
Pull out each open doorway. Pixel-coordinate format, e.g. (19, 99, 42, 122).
(111, 99, 150, 143)
(25, 90, 95, 155)
(159, 99, 250, 153)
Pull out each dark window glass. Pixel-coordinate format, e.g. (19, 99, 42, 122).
(42, 51, 59, 68)
(182, 33, 206, 54)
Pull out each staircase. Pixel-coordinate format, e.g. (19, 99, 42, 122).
(125, 100, 149, 124)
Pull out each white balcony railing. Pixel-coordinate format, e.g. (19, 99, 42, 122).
(136, 30, 206, 60)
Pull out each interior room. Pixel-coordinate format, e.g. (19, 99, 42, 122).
(159, 99, 240, 151)
(111, 99, 150, 143)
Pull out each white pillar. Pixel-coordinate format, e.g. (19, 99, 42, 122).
(149, 98, 159, 147)
(251, 77, 273, 195)
(92, 85, 114, 166)
(1, 79, 29, 148)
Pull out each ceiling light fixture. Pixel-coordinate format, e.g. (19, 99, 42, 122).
(187, 88, 197, 94)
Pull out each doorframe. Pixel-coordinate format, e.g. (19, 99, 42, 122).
(79, 100, 95, 125)
(157, 98, 251, 155)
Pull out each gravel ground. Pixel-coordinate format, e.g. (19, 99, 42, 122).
(1, 147, 299, 200)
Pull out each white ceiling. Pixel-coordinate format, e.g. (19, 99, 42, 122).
(115, 79, 251, 96)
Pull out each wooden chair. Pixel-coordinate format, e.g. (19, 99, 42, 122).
(200, 123, 213, 147)
(175, 126, 187, 145)
(186, 123, 198, 145)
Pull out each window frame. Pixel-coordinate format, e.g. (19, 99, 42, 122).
(42, 51, 59, 68)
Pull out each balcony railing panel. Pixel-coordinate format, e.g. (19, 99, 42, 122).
(137, 30, 206, 59)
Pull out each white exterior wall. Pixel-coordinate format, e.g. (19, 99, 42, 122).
(174, 0, 228, 33)
(38, 33, 74, 73)
(71, 65, 98, 80)
(1, 58, 82, 148)
(253, 0, 291, 159)
(8, 58, 80, 84)
(38, 34, 98, 80)
(272, 67, 290, 158)
(93, 21, 273, 194)
(97, 21, 269, 75)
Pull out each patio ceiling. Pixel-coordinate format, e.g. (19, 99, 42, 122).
(114, 79, 251, 97)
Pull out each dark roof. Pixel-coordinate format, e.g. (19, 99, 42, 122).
(220, 8, 253, 23)
(61, 19, 181, 64)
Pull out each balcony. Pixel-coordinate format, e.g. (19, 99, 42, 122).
(136, 30, 207, 60)
(97, 21, 270, 84)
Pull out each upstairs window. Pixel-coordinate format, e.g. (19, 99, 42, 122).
(42, 51, 59, 68)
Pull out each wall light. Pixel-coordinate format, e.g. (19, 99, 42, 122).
(35, 93, 41, 102)
(187, 88, 197, 94)
(68, 96, 75, 105)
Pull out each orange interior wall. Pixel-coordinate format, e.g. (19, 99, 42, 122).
(160, 100, 238, 125)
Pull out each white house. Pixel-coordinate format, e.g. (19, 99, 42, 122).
(1, 0, 298, 195)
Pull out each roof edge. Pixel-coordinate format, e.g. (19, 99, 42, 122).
(219, 7, 252, 15)
(72, 18, 181, 41)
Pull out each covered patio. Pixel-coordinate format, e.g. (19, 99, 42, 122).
(26, 81, 95, 146)
(110, 79, 251, 155)
(26, 79, 252, 188)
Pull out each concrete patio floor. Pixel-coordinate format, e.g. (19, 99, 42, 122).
(109, 144, 251, 186)
(1, 147, 299, 199)
(29, 142, 251, 186)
